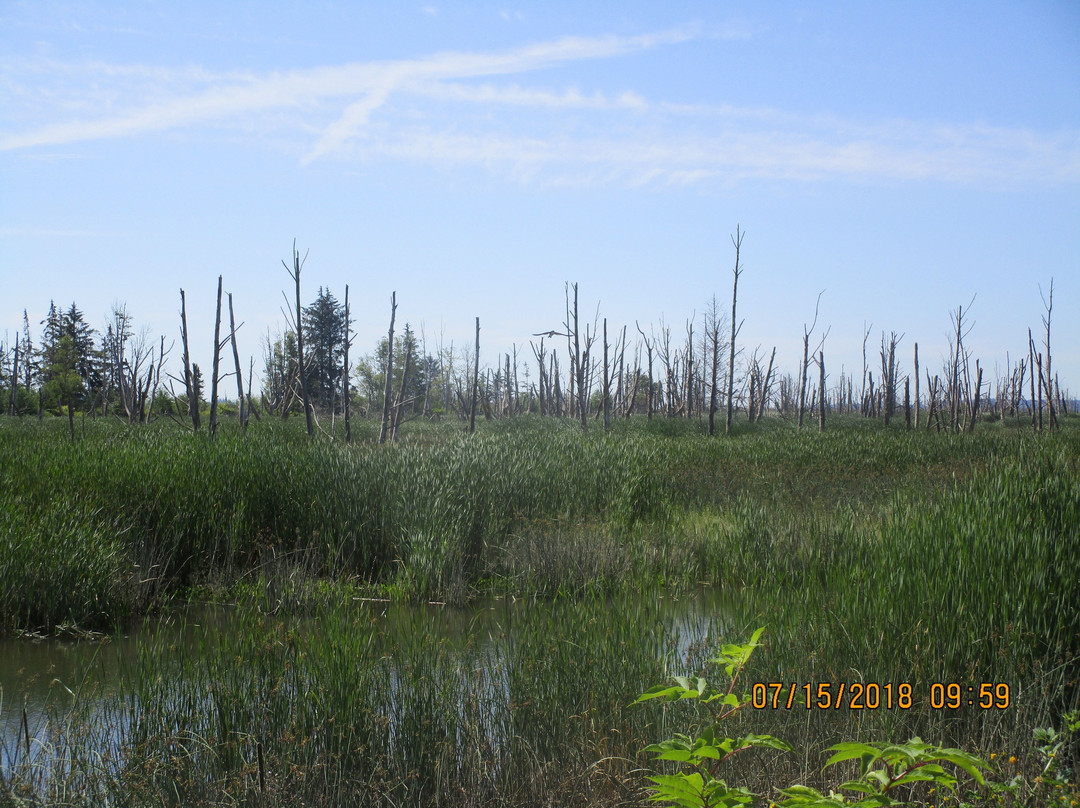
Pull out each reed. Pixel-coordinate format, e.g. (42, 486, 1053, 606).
(1, 414, 1077, 805)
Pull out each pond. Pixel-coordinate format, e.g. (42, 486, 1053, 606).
(0, 589, 732, 789)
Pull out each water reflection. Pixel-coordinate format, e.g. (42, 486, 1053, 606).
(0, 589, 734, 778)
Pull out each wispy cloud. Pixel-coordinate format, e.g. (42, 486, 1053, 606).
(0, 28, 696, 154)
(2, 26, 1077, 188)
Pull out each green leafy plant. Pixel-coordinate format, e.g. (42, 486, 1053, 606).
(633, 627, 793, 807)
(775, 737, 989, 807)
(635, 628, 994, 808)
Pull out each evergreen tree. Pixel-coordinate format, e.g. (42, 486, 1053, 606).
(39, 301, 101, 414)
(302, 287, 345, 411)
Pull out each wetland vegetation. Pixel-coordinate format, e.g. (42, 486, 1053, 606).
(1, 414, 1077, 806)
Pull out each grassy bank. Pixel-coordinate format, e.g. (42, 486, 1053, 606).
(1, 414, 1078, 805)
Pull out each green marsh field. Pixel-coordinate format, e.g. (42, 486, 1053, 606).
(1, 415, 1078, 806)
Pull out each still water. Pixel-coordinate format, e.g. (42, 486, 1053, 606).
(0, 589, 733, 776)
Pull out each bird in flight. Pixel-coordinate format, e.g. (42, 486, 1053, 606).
(532, 330, 569, 338)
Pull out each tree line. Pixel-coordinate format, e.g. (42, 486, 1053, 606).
(1, 234, 1070, 441)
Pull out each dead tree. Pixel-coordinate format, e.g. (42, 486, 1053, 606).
(179, 289, 200, 431)
(247, 356, 259, 422)
(1041, 280, 1056, 430)
(8, 333, 18, 416)
(602, 319, 611, 431)
(685, 317, 695, 419)
(531, 338, 547, 415)
(565, 284, 578, 422)
(228, 292, 247, 429)
(758, 347, 776, 421)
(925, 373, 939, 430)
(968, 360, 984, 433)
(904, 376, 911, 428)
(566, 284, 590, 430)
(913, 343, 920, 429)
(469, 317, 480, 434)
(705, 295, 724, 435)
(282, 243, 314, 438)
(623, 340, 641, 418)
(636, 322, 654, 420)
(343, 285, 352, 443)
(379, 292, 397, 444)
(879, 331, 902, 426)
(208, 275, 224, 436)
(860, 322, 872, 418)
(948, 301, 975, 432)
(798, 292, 824, 430)
(390, 336, 412, 444)
(726, 226, 744, 435)
(137, 335, 169, 422)
(551, 352, 562, 416)
(818, 350, 826, 431)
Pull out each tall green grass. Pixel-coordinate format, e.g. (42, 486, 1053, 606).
(2, 595, 685, 807)
(1, 414, 1077, 631)
(1, 413, 1077, 805)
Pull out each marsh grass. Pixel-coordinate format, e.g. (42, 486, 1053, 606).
(1, 414, 1077, 805)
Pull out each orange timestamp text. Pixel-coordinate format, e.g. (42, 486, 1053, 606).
(750, 682, 1011, 710)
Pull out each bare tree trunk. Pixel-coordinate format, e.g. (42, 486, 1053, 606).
(951, 306, 963, 431)
(726, 226, 744, 435)
(636, 322, 653, 421)
(247, 356, 259, 421)
(532, 339, 547, 415)
(469, 317, 480, 434)
(8, 333, 17, 416)
(209, 275, 223, 436)
(797, 294, 824, 430)
(343, 285, 351, 443)
(379, 291, 397, 444)
(390, 341, 411, 444)
(282, 243, 314, 437)
(228, 292, 247, 429)
(1028, 329, 1037, 429)
(880, 332, 900, 426)
(180, 289, 200, 431)
(572, 285, 587, 431)
(913, 343, 920, 429)
(1032, 333, 1044, 433)
(685, 318, 694, 419)
(1042, 279, 1056, 430)
(860, 322, 872, 417)
(602, 318, 611, 432)
(552, 353, 561, 416)
(758, 347, 775, 422)
(904, 377, 911, 428)
(565, 284, 576, 421)
(818, 349, 826, 431)
(967, 361, 983, 432)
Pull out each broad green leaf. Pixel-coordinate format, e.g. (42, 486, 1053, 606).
(737, 733, 794, 752)
(634, 685, 689, 704)
(655, 749, 695, 762)
(888, 770, 936, 787)
(866, 769, 890, 788)
(825, 743, 883, 768)
(836, 780, 878, 794)
(934, 750, 988, 785)
(647, 773, 709, 808)
(774, 785, 848, 807)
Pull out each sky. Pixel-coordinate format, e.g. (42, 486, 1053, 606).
(2, 1, 1079, 403)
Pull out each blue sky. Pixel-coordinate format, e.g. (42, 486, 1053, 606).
(2, 1, 1078, 401)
